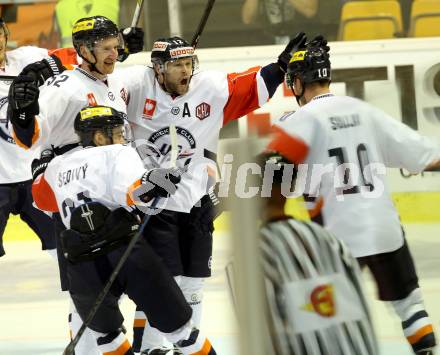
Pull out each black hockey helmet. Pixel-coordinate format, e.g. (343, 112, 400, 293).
(74, 105, 126, 146)
(0, 18, 9, 42)
(286, 40, 331, 88)
(151, 36, 198, 71)
(72, 16, 121, 59)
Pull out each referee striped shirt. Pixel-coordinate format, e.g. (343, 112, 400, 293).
(260, 218, 379, 355)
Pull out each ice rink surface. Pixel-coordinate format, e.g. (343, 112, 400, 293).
(0, 223, 439, 355)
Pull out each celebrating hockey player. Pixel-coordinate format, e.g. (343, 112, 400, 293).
(31, 105, 217, 355)
(112, 33, 309, 353)
(267, 34, 440, 355)
(7, 15, 144, 355)
(258, 153, 379, 355)
(0, 17, 76, 259)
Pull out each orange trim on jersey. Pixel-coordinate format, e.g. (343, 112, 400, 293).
(102, 339, 131, 355)
(223, 66, 262, 126)
(267, 126, 309, 164)
(192, 338, 213, 355)
(12, 119, 40, 150)
(48, 47, 78, 69)
(32, 174, 59, 212)
(307, 197, 324, 218)
(127, 179, 142, 206)
(133, 318, 146, 328)
(407, 324, 434, 345)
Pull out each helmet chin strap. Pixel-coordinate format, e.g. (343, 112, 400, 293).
(290, 78, 305, 107)
(80, 45, 105, 77)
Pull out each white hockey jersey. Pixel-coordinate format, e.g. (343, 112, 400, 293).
(0, 46, 51, 183)
(31, 144, 146, 228)
(268, 94, 440, 257)
(12, 67, 128, 153)
(114, 65, 270, 212)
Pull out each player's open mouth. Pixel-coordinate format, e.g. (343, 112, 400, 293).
(180, 78, 188, 85)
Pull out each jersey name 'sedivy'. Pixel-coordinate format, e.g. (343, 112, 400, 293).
(58, 163, 88, 187)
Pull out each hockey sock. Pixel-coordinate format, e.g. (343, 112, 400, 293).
(136, 276, 182, 352)
(133, 309, 171, 352)
(390, 288, 436, 353)
(180, 276, 204, 327)
(133, 308, 147, 352)
(91, 328, 135, 355)
(45, 248, 58, 261)
(175, 328, 216, 355)
(69, 298, 101, 355)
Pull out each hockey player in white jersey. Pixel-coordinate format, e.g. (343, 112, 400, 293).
(113, 33, 308, 353)
(0, 17, 76, 258)
(31, 105, 217, 355)
(7, 15, 144, 355)
(258, 153, 379, 355)
(267, 35, 440, 355)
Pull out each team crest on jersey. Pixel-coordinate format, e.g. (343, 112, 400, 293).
(147, 126, 196, 165)
(171, 106, 180, 115)
(302, 284, 335, 318)
(143, 98, 157, 120)
(87, 93, 97, 106)
(108, 91, 115, 101)
(196, 102, 210, 120)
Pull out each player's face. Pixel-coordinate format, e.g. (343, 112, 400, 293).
(111, 126, 126, 144)
(0, 27, 7, 65)
(92, 36, 120, 75)
(163, 57, 193, 96)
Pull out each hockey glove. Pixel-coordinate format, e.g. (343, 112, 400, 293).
(306, 34, 330, 53)
(277, 32, 307, 72)
(139, 167, 182, 201)
(8, 75, 39, 128)
(21, 55, 66, 87)
(31, 149, 54, 181)
(118, 27, 144, 62)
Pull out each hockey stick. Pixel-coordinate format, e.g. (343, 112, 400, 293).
(131, 0, 145, 27)
(169, 124, 178, 168)
(63, 198, 159, 355)
(0, 75, 16, 81)
(191, 0, 216, 48)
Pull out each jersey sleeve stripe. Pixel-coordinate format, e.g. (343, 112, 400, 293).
(223, 66, 262, 126)
(307, 196, 324, 219)
(267, 125, 309, 164)
(12, 118, 40, 150)
(32, 174, 59, 212)
(126, 179, 142, 206)
(48, 47, 79, 69)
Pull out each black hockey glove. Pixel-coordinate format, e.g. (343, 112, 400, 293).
(277, 32, 307, 72)
(8, 75, 39, 128)
(118, 27, 144, 62)
(306, 34, 330, 52)
(139, 167, 182, 201)
(31, 149, 54, 180)
(21, 55, 66, 87)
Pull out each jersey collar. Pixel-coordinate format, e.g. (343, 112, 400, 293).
(76, 67, 108, 83)
(312, 93, 334, 101)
